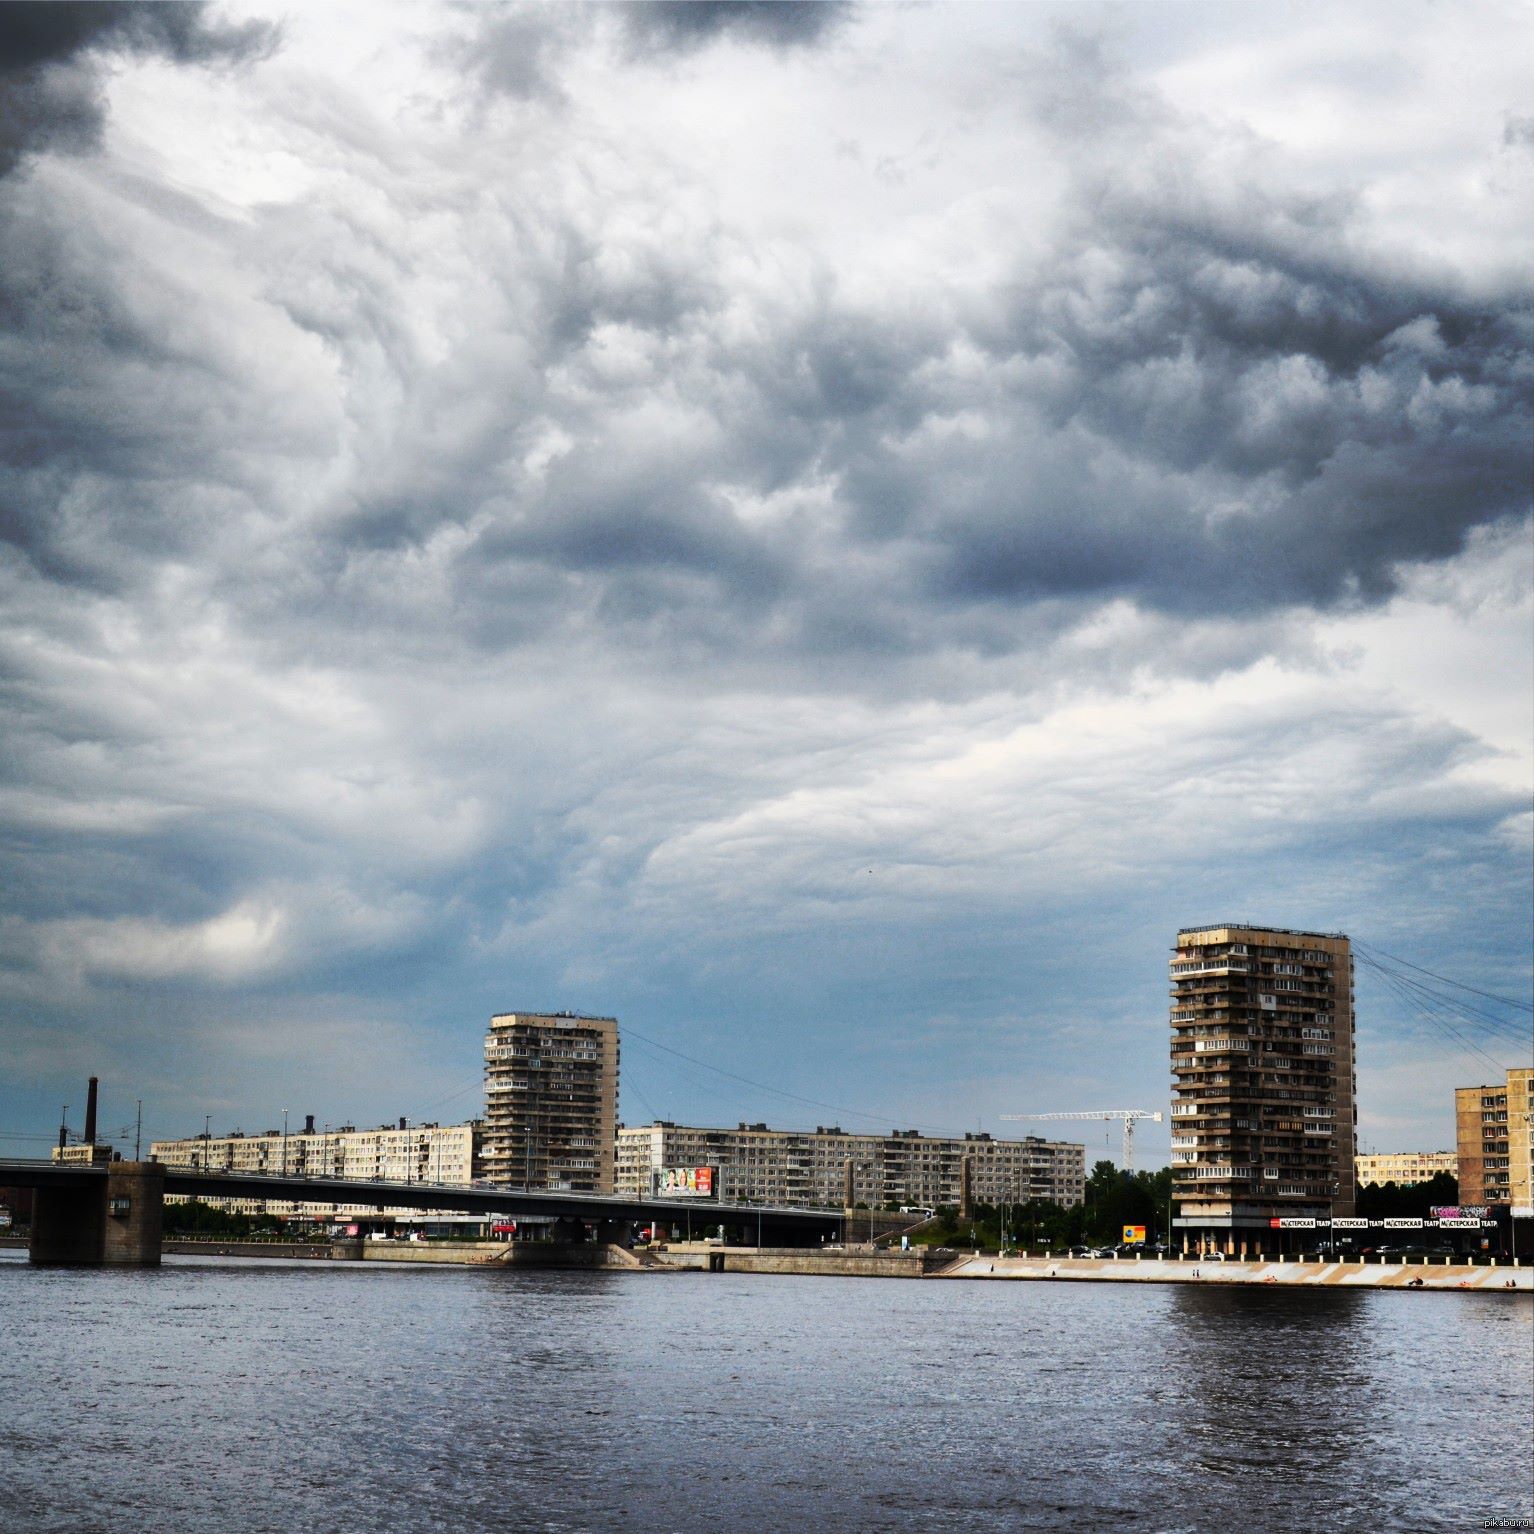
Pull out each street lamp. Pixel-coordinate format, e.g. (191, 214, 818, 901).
(281, 1107, 289, 1177)
(852, 1163, 876, 1247)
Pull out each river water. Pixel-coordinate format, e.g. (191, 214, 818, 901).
(1, 1252, 1529, 1533)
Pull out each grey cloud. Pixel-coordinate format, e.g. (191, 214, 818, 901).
(620, 2, 853, 54)
(443, 4, 575, 103)
(1, 10, 1529, 675)
(0, 1, 277, 178)
(454, 1, 851, 106)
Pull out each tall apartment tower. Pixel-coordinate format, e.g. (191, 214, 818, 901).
(482, 1011, 619, 1193)
(1170, 925, 1356, 1252)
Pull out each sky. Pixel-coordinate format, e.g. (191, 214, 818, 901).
(0, 0, 1530, 1167)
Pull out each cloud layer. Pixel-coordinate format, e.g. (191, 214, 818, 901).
(0, 1, 1528, 1153)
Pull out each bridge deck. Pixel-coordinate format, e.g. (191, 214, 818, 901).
(0, 1159, 840, 1229)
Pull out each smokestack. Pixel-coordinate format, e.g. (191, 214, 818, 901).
(304, 1114, 315, 1135)
(398, 1116, 407, 1131)
(58, 1111, 67, 1150)
(84, 1077, 99, 1146)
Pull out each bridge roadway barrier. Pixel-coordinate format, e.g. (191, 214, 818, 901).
(939, 1254, 1533, 1291)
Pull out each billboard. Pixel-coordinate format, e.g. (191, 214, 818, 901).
(657, 1166, 717, 1199)
(1122, 1225, 1147, 1245)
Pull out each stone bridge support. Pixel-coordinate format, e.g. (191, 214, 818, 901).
(30, 1162, 164, 1266)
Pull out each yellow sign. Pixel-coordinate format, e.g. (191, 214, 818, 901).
(1122, 1225, 1147, 1244)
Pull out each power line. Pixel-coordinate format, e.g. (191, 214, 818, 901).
(1358, 955, 1515, 1078)
(1355, 940, 1533, 1013)
(620, 1023, 964, 1137)
(1367, 963, 1531, 1045)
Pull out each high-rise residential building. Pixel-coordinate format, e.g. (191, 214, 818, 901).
(1354, 1150, 1457, 1188)
(1455, 1067, 1532, 1208)
(1511, 1068, 1534, 1214)
(615, 1121, 1085, 1209)
(150, 1118, 481, 1220)
(482, 1011, 619, 1193)
(1169, 924, 1356, 1252)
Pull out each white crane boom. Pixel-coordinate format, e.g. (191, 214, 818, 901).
(1000, 1109, 1164, 1172)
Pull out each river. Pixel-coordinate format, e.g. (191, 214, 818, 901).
(1, 1252, 1529, 1533)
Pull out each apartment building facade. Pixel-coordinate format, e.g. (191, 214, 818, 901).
(150, 1118, 481, 1220)
(482, 1011, 619, 1193)
(1512, 1068, 1534, 1213)
(615, 1121, 1085, 1209)
(1170, 924, 1357, 1249)
(1354, 1150, 1457, 1188)
(1456, 1067, 1533, 1209)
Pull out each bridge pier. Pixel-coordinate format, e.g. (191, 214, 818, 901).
(30, 1161, 164, 1266)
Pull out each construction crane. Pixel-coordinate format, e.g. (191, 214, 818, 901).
(1001, 1110, 1164, 1173)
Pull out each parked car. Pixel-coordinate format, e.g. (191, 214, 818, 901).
(1067, 1245, 1094, 1259)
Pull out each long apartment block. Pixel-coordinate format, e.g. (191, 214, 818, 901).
(1170, 924, 1357, 1239)
(150, 1118, 481, 1219)
(482, 1011, 619, 1193)
(1354, 1149, 1457, 1188)
(616, 1121, 1085, 1209)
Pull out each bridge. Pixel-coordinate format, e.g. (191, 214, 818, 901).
(0, 1157, 845, 1264)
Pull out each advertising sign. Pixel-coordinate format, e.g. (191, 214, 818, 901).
(1382, 1218, 1424, 1229)
(1431, 1206, 1487, 1221)
(1278, 1217, 1317, 1228)
(657, 1166, 717, 1199)
(1331, 1218, 1369, 1229)
(1122, 1225, 1147, 1244)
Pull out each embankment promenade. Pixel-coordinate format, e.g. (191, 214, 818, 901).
(938, 1251, 1531, 1291)
(5, 1235, 1528, 1289)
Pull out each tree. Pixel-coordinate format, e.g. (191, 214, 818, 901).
(1357, 1172, 1459, 1221)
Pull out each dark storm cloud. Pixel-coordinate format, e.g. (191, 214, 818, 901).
(621, 1, 853, 54)
(0, 11, 1527, 661)
(454, 1, 851, 103)
(0, 1, 277, 177)
(914, 221, 1532, 612)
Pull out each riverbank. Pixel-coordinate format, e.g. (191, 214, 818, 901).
(5, 1234, 1528, 1288)
(940, 1252, 1532, 1290)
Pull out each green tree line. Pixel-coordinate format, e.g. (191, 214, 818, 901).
(913, 1161, 1176, 1250)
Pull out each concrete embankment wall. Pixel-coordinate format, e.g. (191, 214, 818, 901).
(357, 1240, 641, 1268)
(651, 1244, 944, 1277)
(943, 1255, 1532, 1291)
(164, 1239, 354, 1260)
(159, 1238, 647, 1269)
